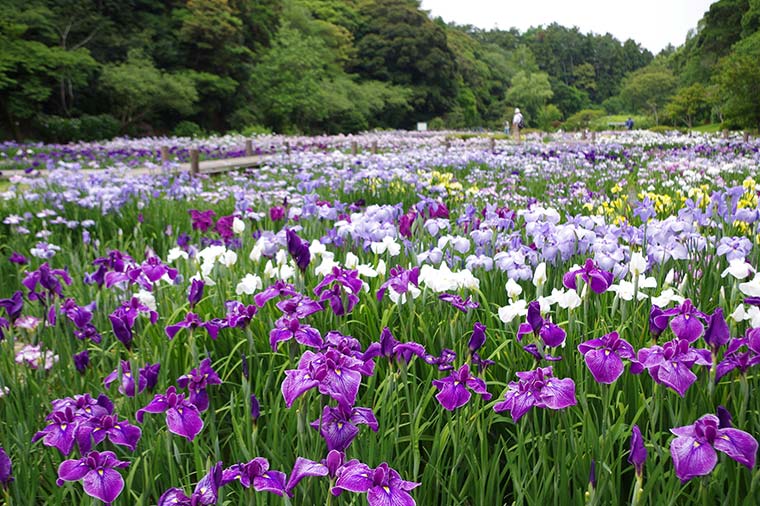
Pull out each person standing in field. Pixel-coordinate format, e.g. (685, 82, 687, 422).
(512, 108, 524, 141)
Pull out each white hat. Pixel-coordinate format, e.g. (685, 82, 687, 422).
(515, 108, 520, 113)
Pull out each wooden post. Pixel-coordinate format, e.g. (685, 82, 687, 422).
(245, 139, 253, 156)
(591, 131, 596, 143)
(160, 146, 170, 164)
(190, 149, 199, 176)
(445, 139, 451, 150)
(351, 141, 358, 156)
(581, 129, 587, 140)
(285, 142, 291, 155)
(722, 129, 729, 139)
(743, 132, 750, 143)
(371, 141, 378, 154)
(489, 137, 495, 152)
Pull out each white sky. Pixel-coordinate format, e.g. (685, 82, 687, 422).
(420, 0, 718, 54)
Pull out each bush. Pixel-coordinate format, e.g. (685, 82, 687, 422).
(172, 120, 205, 138)
(563, 109, 606, 131)
(240, 125, 273, 136)
(79, 114, 120, 141)
(428, 117, 446, 131)
(37, 114, 121, 143)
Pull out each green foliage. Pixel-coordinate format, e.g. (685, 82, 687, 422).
(37, 113, 120, 142)
(715, 31, 760, 130)
(536, 104, 562, 131)
(239, 124, 273, 136)
(619, 65, 677, 124)
(172, 120, 206, 138)
(563, 108, 606, 131)
(665, 83, 711, 128)
(506, 70, 554, 123)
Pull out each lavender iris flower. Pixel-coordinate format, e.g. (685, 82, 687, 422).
(136, 386, 204, 441)
(76, 414, 142, 453)
(276, 294, 323, 319)
(716, 328, 760, 381)
(333, 461, 420, 506)
(0, 291, 23, 322)
(103, 361, 147, 397)
(254, 280, 297, 307)
(363, 327, 426, 364)
(439, 293, 479, 312)
(649, 305, 670, 339)
(74, 350, 90, 373)
(432, 364, 492, 411)
(165, 312, 204, 340)
(283, 457, 329, 495)
(221, 458, 288, 495)
(56, 451, 129, 504)
(281, 349, 370, 408)
(493, 366, 577, 422)
(632, 338, 711, 397)
(562, 258, 614, 294)
(176, 358, 222, 412)
(703, 308, 730, 352)
(469, 322, 487, 353)
(670, 413, 757, 483)
(376, 265, 420, 301)
(0, 446, 12, 488)
(32, 407, 79, 455)
(188, 279, 204, 309)
(310, 404, 379, 451)
(424, 348, 457, 371)
(664, 299, 707, 343)
(269, 316, 324, 351)
(577, 331, 635, 384)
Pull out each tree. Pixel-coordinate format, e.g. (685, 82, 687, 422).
(619, 66, 677, 124)
(505, 71, 553, 124)
(665, 83, 710, 128)
(715, 32, 760, 130)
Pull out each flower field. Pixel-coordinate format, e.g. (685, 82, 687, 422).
(1, 130, 759, 505)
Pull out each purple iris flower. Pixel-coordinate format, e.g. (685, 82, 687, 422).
(284, 457, 329, 495)
(703, 308, 730, 352)
(276, 294, 323, 319)
(632, 338, 711, 397)
(577, 331, 636, 384)
(270, 206, 286, 221)
(517, 301, 566, 348)
(377, 265, 420, 301)
(562, 258, 614, 294)
(314, 267, 363, 316)
(76, 414, 142, 453)
(0, 291, 23, 322)
(649, 305, 670, 339)
(0, 446, 12, 488)
(136, 386, 204, 441)
(189, 209, 216, 232)
(670, 413, 757, 483)
(333, 461, 420, 506)
(158, 462, 223, 506)
(250, 394, 260, 421)
(103, 361, 147, 397)
(32, 407, 79, 455)
(664, 299, 707, 343)
(9, 251, 28, 265)
(223, 300, 258, 328)
(493, 366, 577, 422)
(363, 327, 426, 364)
(432, 363, 492, 411)
(629, 425, 647, 478)
(310, 404, 379, 451)
(109, 297, 158, 349)
(716, 328, 760, 381)
(469, 322, 487, 353)
(0, 317, 8, 341)
(165, 312, 204, 340)
(23, 262, 72, 302)
(439, 293, 479, 312)
(286, 228, 311, 271)
(254, 280, 297, 307)
(522, 344, 563, 362)
(269, 316, 323, 351)
(56, 451, 129, 504)
(281, 349, 370, 408)
(188, 279, 204, 309)
(73, 351, 90, 374)
(176, 358, 222, 412)
(471, 352, 495, 374)
(424, 348, 457, 371)
(215, 214, 235, 240)
(222, 458, 287, 495)
(139, 256, 178, 284)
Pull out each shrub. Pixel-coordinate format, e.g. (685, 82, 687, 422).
(240, 125, 273, 136)
(172, 120, 205, 138)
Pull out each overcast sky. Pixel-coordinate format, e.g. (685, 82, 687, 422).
(420, 0, 718, 54)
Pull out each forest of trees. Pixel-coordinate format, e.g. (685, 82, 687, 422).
(0, 0, 758, 141)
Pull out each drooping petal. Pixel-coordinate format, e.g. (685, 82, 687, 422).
(538, 377, 577, 410)
(252, 470, 288, 496)
(281, 369, 320, 408)
(333, 461, 373, 493)
(165, 405, 204, 441)
(285, 457, 328, 494)
(82, 467, 125, 504)
(670, 436, 717, 482)
(584, 349, 625, 384)
(56, 459, 90, 485)
(714, 428, 758, 469)
(367, 484, 417, 506)
(435, 383, 471, 411)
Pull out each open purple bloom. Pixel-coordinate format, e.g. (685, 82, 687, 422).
(176, 358, 222, 412)
(377, 265, 420, 301)
(577, 331, 635, 384)
(276, 294, 323, 319)
(9, 251, 28, 265)
(76, 414, 142, 453)
(632, 338, 711, 397)
(439, 293, 479, 313)
(665, 299, 707, 343)
(314, 266, 363, 316)
(189, 209, 216, 232)
(254, 280, 297, 307)
(562, 258, 614, 294)
(223, 300, 258, 328)
(333, 461, 420, 506)
(670, 414, 758, 483)
(716, 328, 760, 381)
(0, 291, 23, 322)
(281, 349, 370, 408)
(310, 404, 379, 451)
(158, 462, 222, 506)
(629, 425, 647, 478)
(136, 386, 204, 441)
(494, 366, 577, 422)
(269, 316, 324, 351)
(222, 458, 287, 495)
(32, 407, 79, 455)
(424, 348, 457, 371)
(103, 361, 147, 398)
(23, 263, 72, 302)
(517, 301, 566, 348)
(286, 228, 311, 271)
(0, 446, 12, 488)
(363, 327, 426, 364)
(56, 450, 129, 504)
(432, 363, 492, 411)
(284, 457, 329, 495)
(165, 312, 204, 340)
(649, 305, 670, 339)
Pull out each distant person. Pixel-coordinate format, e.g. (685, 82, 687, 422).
(503, 119, 510, 135)
(626, 117, 634, 130)
(512, 108, 524, 141)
